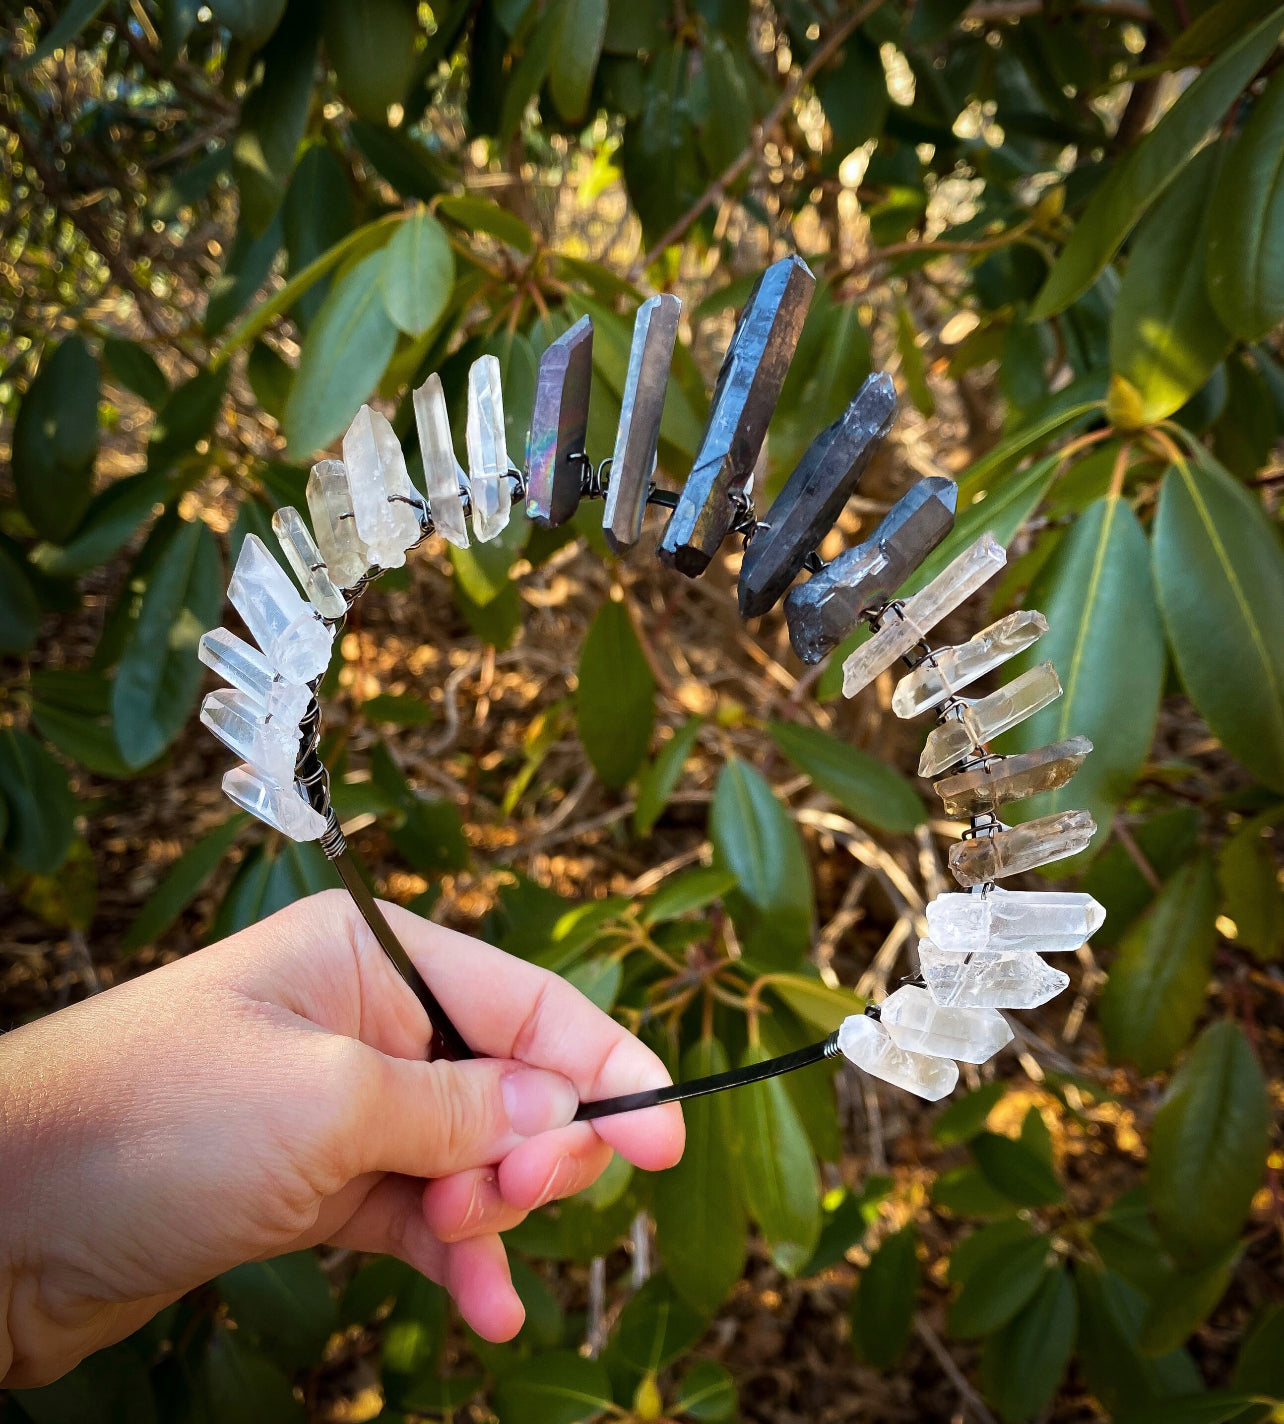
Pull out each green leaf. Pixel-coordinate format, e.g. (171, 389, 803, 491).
(12, 334, 99, 542)
(550, 0, 608, 122)
(895, 304, 935, 416)
(1032, 7, 1284, 318)
(1232, 1302, 1284, 1422)
(1207, 70, 1284, 339)
(1148, 1019, 1270, 1268)
(147, 366, 230, 474)
(674, 1359, 737, 1421)
(654, 1038, 747, 1314)
(932, 1081, 1006, 1146)
(1002, 496, 1165, 860)
(634, 715, 702, 836)
(203, 1326, 304, 1424)
(102, 337, 169, 406)
(0, 729, 75, 874)
(32, 468, 174, 579)
(1113, 1395, 1269, 1424)
(121, 815, 250, 954)
(283, 247, 399, 456)
(217, 1252, 338, 1369)
(1153, 451, 1284, 791)
(1082, 805, 1203, 949)
(0, 544, 40, 654)
(1111, 143, 1233, 424)
(1099, 856, 1217, 1074)
(602, 1276, 707, 1390)
(932, 1164, 1021, 1219)
(283, 143, 354, 329)
(1218, 810, 1284, 961)
(640, 865, 737, 924)
(949, 1231, 1052, 1337)
(694, 34, 755, 176)
(563, 954, 622, 1011)
(979, 1267, 1077, 1424)
(111, 518, 223, 769)
(850, 1225, 919, 1368)
(322, 0, 418, 121)
(209, 0, 286, 45)
(30, 671, 134, 778)
(1137, 1248, 1237, 1358)
(380, 207, 455, 337)
(9, 1339, 157, 1424)
(971, 1131, 1064, 1208)
(767, 720, 925, 833)
(766, 973, 861, 1035)
(710, 758, 814, 970)
(576, 598, 656, 789)
(733, 1041, 821, 1274)
(437, 194, 535, 253)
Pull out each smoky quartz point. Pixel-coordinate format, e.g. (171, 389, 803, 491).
(603, 293, 681, 554)
(738, 372, 897, 618)
(659, 255, 815, 577)
(918, 661, 1062, 777)
(949, 808, 1096, 886)
(784, 475, 958, 663)
(526, 315, 593, 528)
(933, 737, 1094, 817)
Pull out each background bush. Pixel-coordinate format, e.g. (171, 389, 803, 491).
(2, 0, 1282, 1421)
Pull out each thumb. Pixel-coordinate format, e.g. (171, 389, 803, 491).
(351, 1050, 580, 1180)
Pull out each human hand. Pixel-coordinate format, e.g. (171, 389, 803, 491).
(0, 889, 684, 1387)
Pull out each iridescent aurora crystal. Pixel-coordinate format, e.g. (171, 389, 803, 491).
(660, 255, 814, 576)
(272, 506, 347, 620)
(879, 984, 1013, 1062)
(738, 373, 897, 618)
(200, 688, 299, 784)
(227, 534, 333, 683)
(842, 533, 1007, 698)
(837, 1012, 958, 1100)
(933, 737, 1093, 817)
(785, 476, 957, 663)
(926, 886, 1106, 955)
(222, 763, 326, 841)
(527, 317, 593, 528)
(604, 293, 681, 554)
(305, 459, 370, 589)
(892, 610, 1048, 718)
(948, 809, 1097, 887)
(344, 405, 425, 567)
(466, 356, 516, 542)
(917, 661, 1063, 777)
(412, 374, 471, 549)
(198, 627, 311, 727)
(918, 939, 1069, 1009)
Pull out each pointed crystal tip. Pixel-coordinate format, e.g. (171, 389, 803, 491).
(222, 763, 326, 842)
(879, 984, 1013, 1063)
(837, 1012, 959, 1100)
(918, 938, 1069, 1009)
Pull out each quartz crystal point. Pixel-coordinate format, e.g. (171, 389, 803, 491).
(949, 809, 1097, 887)
(659, 255, 815, 577)
(738, 373, 897, 618)
(343, 405, 425, 568)
(933, 737, 1094, 817)
(837, 1012, 959, 1100)
(271, 506, 347, 620)
(305, 459, 370, 589)
(227, 534, 334, 683)
(222, 763, 326, 842)
(198, 627, 311, 727)
(412, 374, 471, 549)
(893, 610, 1048, 718)
(201, 688, 299, 784)
(879, 984, 1013, 1063)
(926, 886, 1106, 955)
(465, 356, 516, 542)
(918, 939, 1069, 1010)
(785, 476, 957, 663)
(918, 661, 1062, 777)
(842, 533, 1006, 698)
(526, 316, 593, 528)
(604, 293, 681, 554)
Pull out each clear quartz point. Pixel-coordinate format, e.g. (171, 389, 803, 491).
(879, 984, 1013, 1063)
(343, 404, 425, 568)
(918, 662, 1063, 777)
(271, 506, 347, 620)
(933, 737, 1093, 817)
(918, 938, 1069, 1009)
(222, 763, 326, 842)
(412, 373, 471, 549)
(227, 534, 333, 683)
(893, 610, 1049, 718)
(465, 356, 515, 542)
(201, 688, 299, 784)
(926, 886, 1106, 954)
(198, 628, 311, 727)
(305, 459, 370, 589)
(842, 533, 1007, 698)
(837, 1012, 959, 1100)
(949, 809, 1097, 886)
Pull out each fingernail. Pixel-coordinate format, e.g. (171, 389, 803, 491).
(501, 1068, 579, 1136)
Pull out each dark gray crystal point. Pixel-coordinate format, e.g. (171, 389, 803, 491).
(737, 372, 897, 618)
(526, 315, 593, 528)
(603, 293, 681, 554)
(658, 254, 815, 577)
(784, 475, 958, 663)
